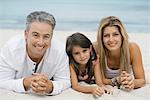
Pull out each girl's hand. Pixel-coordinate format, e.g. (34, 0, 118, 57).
(102, 85, 113, 94)
(92, 86, 104, 96)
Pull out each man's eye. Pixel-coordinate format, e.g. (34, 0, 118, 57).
(44, 35, 50, 39)
(32, 32, 39, 37)
(33, 34, 38, 36)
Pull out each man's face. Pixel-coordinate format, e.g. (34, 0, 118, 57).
(25, 22, 53, 61)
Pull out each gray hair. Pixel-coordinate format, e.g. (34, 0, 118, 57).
(26, 11, 56, 30)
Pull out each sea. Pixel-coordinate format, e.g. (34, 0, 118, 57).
(0, 0, 150, 33)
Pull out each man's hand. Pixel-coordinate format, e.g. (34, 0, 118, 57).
(23, 75, 35, 91)
(30, 73, 53, 95)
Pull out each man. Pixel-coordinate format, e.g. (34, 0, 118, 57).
(0, 11, 71, 95)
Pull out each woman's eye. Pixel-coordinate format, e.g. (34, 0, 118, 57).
(103, 34, 109, 37)
(114, 33, 119, 36)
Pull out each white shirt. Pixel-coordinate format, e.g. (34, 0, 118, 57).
(105, 65, 120, 79)
(104, 57, 120, 79)
(0, 34, 71, 95)
(105, 57, 132, 79)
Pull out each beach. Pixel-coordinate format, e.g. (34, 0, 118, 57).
(0, 29, 150, 100)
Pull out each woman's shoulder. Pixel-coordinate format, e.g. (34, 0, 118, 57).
(129, 42, 142, 60)
(129, 42, 140, 51)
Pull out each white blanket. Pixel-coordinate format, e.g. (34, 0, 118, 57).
(0, 84, 150, 100)
(0, 67, 149, 100)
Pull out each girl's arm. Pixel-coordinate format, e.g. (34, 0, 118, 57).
(92, 42, 113, 85)
(93, 59, 112, 93)
(129, 42, 146, 88)
(93, 57, 103, 86)
(95, 63, 114, 86)
(69, 65, 104, 95)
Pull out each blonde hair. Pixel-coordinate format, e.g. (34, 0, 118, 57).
(97, 16, 130, 76)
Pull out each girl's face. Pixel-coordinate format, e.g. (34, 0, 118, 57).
(103, 26, 122, 51)
(72, 45, 91, 66)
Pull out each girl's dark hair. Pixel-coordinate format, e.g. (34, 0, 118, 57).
(66, 32, 97, 83)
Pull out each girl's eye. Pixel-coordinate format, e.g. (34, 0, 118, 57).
(83, 49, 87, 52)
(74, 52, 79, 55)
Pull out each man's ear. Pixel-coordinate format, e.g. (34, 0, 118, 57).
(24, 30, 27, 36)
(24, 30, 28, 41)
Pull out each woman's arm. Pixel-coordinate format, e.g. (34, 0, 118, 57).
(129, 42, 146, 88)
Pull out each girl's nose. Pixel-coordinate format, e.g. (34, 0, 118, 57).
(80, 53, 84, 58)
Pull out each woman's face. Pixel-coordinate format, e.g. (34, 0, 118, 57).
(72, 45, 91, 66)
(102, 26, 122, 51)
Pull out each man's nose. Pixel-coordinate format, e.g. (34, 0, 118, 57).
(37, 37, 44, 45)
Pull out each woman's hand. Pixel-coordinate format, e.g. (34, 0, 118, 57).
(119, 71, 134, 91)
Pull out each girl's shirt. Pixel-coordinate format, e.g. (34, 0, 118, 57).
(77, 59, 98, 84)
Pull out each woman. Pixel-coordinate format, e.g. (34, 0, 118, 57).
(66, 32, 109, 96)
(94, 16, 145, 91)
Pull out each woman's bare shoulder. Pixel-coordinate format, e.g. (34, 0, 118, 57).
(129, 42, 140, 51)
(129, 42, 142, 60)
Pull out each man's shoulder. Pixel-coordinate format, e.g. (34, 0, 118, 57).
(46, 36, 66, 60)
(2, 34, 25, 53)
(5, 34, 24, 46)
(0, 34, 26, 65)
(51, 36, 65, 51)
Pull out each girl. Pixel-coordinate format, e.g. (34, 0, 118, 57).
(94, 16, 145, 91)
(66, 32, 108, 96)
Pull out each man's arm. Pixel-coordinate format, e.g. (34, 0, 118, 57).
(0, 45, 26, 93)
(49, 52, 71, 95)
(0, 63, 25, 92)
